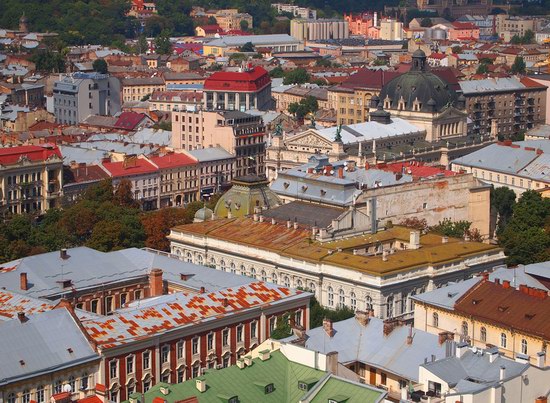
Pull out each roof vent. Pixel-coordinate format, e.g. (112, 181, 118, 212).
(259, 349, 271, 361)
(19, 360, 25, 366)
(196, 378, 206, 393)
(160, 386, 170, 395)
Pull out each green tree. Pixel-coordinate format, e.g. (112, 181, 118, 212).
(288, 96, 318, 120)
(476, 63, 489, 74)
(430, 218, 472, 238)
(283, 68, 310, 85)
(239, 41, 255, 52)
(270, 313, 293, 339)
(451, 45, 462, 54)
(137, 35, 148, 54)
(92, 58, 108, 74)
(510, 34, 522, 45)
(522, 29, 535, 44)
(208, 16, 217, 25)
(308, 295, 354, 329)
(420, 17, 432, 27)
(269, 66, 285, 78)
(511, 56, 526, 74)
(229, 52, 247, 63)
(154, 30, 172, 55)
(315, 58, 332, 67)
(240, 20, 249, 32)
(491, 186, 516, 234)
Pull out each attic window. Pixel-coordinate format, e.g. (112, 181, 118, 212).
(283, 182, 290, 189)
(301, 185, 308, 192)
(20, 360, 25, 366)
(320, 189, 326, 196)
(525, 313, 536, 320)
(472, 299, 481, 305)
(58, 279, 73, 288)
(498, 306, 509, 312)
(265, 384, 274, 394)
(67, 348, 73, 354)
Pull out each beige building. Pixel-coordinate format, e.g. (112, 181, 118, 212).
(272, 85, 329, 112)
(206, 9, 253, 31)
(290, 19, 349, 42)
(121, 77, 165, 102)
(149, 153, 200, 207)
(0, 108, 52, 132)
(495, 14, 537, 41)
(379, 19, 403, 41)
(0, 145, 64, 215)
(171, 110, 266, 177)
(149, 90, 203, 113)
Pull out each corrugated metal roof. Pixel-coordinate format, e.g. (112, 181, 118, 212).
(316, 118, 423, 144)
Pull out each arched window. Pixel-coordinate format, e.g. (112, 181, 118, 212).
(36, 385, 45, 403)
(409, 290, 416, 312)
(338, 289, 345, 308)
(230, 262, 236, 274)
(309, 282, 316, 296)
(365, 295, 373, 311)
(501, 333, 507, 348)
(480, 327, 487, 342)
(220, 260, 226, 272)
(284, 276, 290, 287)
(68, 375, 76, 392)
(521, 339, 528, 355)
(209, 257, 216, 268)
(350, 292, 357, 311)
(250, 267, 256, 279)
(7, 393, 15, 403)
(261, 270, 267, 282)
(296, 279, 303, 289)
(386, 296, 394, 318)
(186, 252, 193, 263)
(461, 321, 468, 337)
(196, 254, 203, 265)
(22, 389, 30, 403)
(272, 273, 278, 284)
(240, 265, 246, 275)
(328, 286, 334, 307)
(432, 312, 439, 327)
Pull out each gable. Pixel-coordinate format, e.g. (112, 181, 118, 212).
(287, 130, 333, 149)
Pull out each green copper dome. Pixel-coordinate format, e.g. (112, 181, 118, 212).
(379, 49, 457, 113)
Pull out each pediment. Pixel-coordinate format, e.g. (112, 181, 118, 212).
(287, 129, 333, 148)
(435, 106, 467, 121)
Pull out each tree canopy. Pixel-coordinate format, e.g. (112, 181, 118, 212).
(92, 58, 108, 74)
(511, 56, 526, 74)
(283, 68, 310, 85)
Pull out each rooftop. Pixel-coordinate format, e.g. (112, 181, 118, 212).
(205, 34, 301, 47)
(0, 144, 62, 166)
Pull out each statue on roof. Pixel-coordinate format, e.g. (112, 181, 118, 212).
(334, 124, 343, 143)
(273, 122, 283, 137)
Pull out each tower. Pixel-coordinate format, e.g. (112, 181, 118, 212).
(19, 13, 29, 33)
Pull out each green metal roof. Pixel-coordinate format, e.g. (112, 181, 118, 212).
(123, 350, 386, 403)
(309, 377, 385, 403)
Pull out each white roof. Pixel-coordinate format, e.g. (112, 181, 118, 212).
(317, 118, 423, 144)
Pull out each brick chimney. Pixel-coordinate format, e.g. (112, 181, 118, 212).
(337, 166, 344, 179)
(438, 331, 454, 345)
(406, 325, 413, 345)
(383, 319, 397, 336)
(503, 279, 511, 289)
(20, 272, 28, 291)
(323, 318, 335, 337)
(149, 268, 163, 297)
(17, 311, 28, 323)
(355, 310, 370, 327)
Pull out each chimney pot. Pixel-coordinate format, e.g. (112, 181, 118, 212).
(503, 280, 511, 289)
(222, 298, 229, 307)
(271, 218, 276, 225)
(149, 268, 164, 297)
(17, 311, 27, 323)
(200, 286, 205, 293)
(20, 272, 28, 291)
(60, 249, 69, 260)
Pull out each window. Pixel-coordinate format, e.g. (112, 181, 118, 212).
(161, 371, 170, 383)
(350, 292, 357, 311)
(36, 385, 45, 403)
(461, 321, 468, 337)
(91, 299, 98, 313)
(54, 380, 62, 394)
(365, 295, 373, 311)
(251, 321, 258, 338)
(143, 379, 151, 392)
(386, 296, 394, 318)
(237, 325, 243, 343)
(143, 351, 150, 370)
(177, 367, 185, 383)
(192, 337, 199, 355)
(220, 260, 226, 271)
(284, 276, 290, 287)
(250, 267, 256, 279)
(177, 341, 184, 359)
(432, 313, 439, 328)
(265, 384, 274, 394)
(207, 333, 214, 350)
(22, 390, 30, 403)
(68, 375, 76, 392)
(126, 383, 135, 398)
(272, 273, 278, 284)
(480, 327, 487, 342)
(222, 329, 229, 346)
(7, 393, 15, 403)
(161, 345, 170, 364)
(380, 373, 387, 385)
(269, 317, 276, 333)
(328, 286, 334, 306)
(501, 333, 507, 348)
(261, 270, 267, 282)
(120, 293, 127, 307)
(230, 262, 236, 273)
(428, 381, 441, 397)
(110, 359, 118, 379)
(521, 339, 528, 355)
(338, 289, 345, 308)
(106, 296, 113, 314)
(126, 355, 134, 374)
(223, 354, 231, 368)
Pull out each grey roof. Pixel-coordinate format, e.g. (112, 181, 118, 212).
(186, 146, 234, 162)
(316, 118, 423, 144)
(206, 34, 301, 48)
(459, 77, 532, 95)
(526, 124, 550, 139)
(284, 316, 449, 382)
(71, 140, 159, 156)
(86, 128, 172, 147)
(0, 308, 99, 385)
(489, 265, 549, 290)
(412, 277, 480, 309)
(121, 77, 165, 86)
(422, 349, 528, 393)
(262, 201, 345, 228)
(59, 145, 110, 165)
(524, 260, 550, 279)
(0, 247, 254, 299)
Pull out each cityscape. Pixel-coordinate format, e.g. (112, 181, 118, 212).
(2, 0, 550, 402)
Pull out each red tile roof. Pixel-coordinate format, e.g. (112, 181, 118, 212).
(428, 53, 447, 60)
(198, 24, 223, 34)
(454, 280, 550, 341)
(150, 153, 198, 169)
(381, 161, 457, 179)
(452, 21, 479, 30)
(65, 164, 110, 185)
(339, 69, 400, 90)
(204, 66, 270, 92)
(113, 112, 148, 131)
(521, 77, 548, 89)
(102, 157, 157, 178)
(0, 145, 61, 166)
(28, 121, 61, 132)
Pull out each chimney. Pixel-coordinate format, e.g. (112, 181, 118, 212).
(271, 218, 276, 225)
(326, 351, 339, 374)
(503, 280, 511, 289)
(20, 272, 28, 291)
(410, 230, 421, 249)
(456, 342, 468, 358)
(383, 319, 397, 336)
(287, 219, 292, 229)
(338, 166, 344, 179)
(537, 351, 546, 368)
(253, 213, 259, 222)
(355, 310, 370, 327)
(149, 268, 163, 297)
(244, 356, 253, 366)
(60, 249, 69, 260)
(406, 325, 413, 345)
(442, 236, 448, 244)
(438, 331, 454, 345)
(17, 312, 28, 323)
(482, 271, 489, 281)
(499, 366, 506, 381)
(222, 298, 229, 307)
(293, 221, 298, 230)
(195, 379, 206, 393)
(259, 215, 264, 223)
(369, 309, 375, 317)
(200, 286, 205, 294)
(312, 226, 318, 238)
(236, 358, 246, 369)
(323, 318, 335, 337)
(382, 250, 388, 262)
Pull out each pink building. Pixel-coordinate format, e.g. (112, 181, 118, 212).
(449, 22, 480, 41)
(344, 13, 376, 37)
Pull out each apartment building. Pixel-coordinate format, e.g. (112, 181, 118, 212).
(206, 9, 253, 32)
(186, 147, 235, 198)
(203, 65, 272, 111)
(149, 153, 199, 207)
(495, 14, 537, 41)
(53, 72, 121, 125)
(120, 77, 165, 103)
(459, 77, 547, 137)
(149, 90, 203, 113)
(202, 34, 303, 57)
(380, 19, 404, 41)
(172, 110, 266, 177)
(0, 145, 63, 215)
(272, 3, 317, 19)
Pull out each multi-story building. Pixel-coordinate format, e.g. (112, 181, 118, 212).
(0, 82, 44, 107)
(413, 264, 550, 367)
(456, 14, 496, 38)
(206, 9, 253, 32)
(459, 77, 547, 137)
(272, 84, 328, 112)
(185, 147, 235, 198)
(171, 110, 266, 177)
(272, 3, 317, 19)
(416, 0, 492, 19)
(495, 14, 537, 41)
(149, 90, 203, 113)
(149, 152, 199, 207)
(0, 145, 63, 215)
(379, 19, 403, 41)
(120, 77, 165, 103)
(53, 72, 121, 125)
(0, 246, 311, 403)
(290, 19, 349, 42)
(451, 140, 550, 196)
(344, 13, 378, 37)
(170, 218, 504, 320)
(202, 34, 303, 57)
(203, 65, 272, 111)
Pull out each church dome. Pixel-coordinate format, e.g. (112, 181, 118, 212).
(194, 206, 214, 222)
(378, 49, 457, 113)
